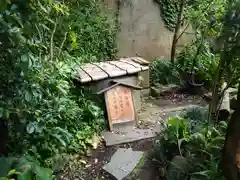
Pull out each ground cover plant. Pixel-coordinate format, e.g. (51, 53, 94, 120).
(154, 110, 227, 180)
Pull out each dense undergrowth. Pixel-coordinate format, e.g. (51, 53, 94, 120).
(154, 107, 227, 180)
(150, 51, 218, 88)
(151, 0, 226, 89)
(152, 0, 240, 179)
(150, 39, 219, 88)
(0, 0, 116, 179)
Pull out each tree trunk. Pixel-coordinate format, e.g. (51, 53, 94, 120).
(221, 81, 240, 179)
(0, 120, 8, 156)
(170, 0, 185, 65)
(208, 52, 226, 122)
(237, 82, 240, 101)
(218, 82, 230, 121)
(221, 107, 240, 180)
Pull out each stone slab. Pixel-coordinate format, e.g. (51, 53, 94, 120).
(102, 123, 161, 146)
(103, 148, 144, 180)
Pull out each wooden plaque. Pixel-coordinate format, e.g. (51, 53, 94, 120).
(104, 85, 136, 130)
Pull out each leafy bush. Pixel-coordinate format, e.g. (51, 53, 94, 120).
(150, 59, 181, 86)
(154, 116, 227, 180)
(150, 47, 218, 88)
(6, 54, 106, 165)
(0, 156, 54, 180)
(58, 0, 117, 61)
(176, 41, 218, 88)
(0, 0, 115, 169)
(181, 106, 209, 133)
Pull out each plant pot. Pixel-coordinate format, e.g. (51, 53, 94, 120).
(181, 72, 204, 94)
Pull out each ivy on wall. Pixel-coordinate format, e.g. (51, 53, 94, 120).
(154, 0, 181, 31)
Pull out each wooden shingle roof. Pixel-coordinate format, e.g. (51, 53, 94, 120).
(74, 57, 149, 83)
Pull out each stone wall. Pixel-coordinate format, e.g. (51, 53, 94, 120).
(102, 0, 193, 61)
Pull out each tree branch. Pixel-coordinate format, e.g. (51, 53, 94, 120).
(50, 19, 58, 61)
(176, 23, 190, 43)
(170, 0, 186, 65)
(58, 31, 68, 57)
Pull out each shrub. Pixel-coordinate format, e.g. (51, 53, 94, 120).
(154, 115, 227, 179)
(0, 156, 54, 180)
(150, 59, 181, 86)
(59, 0, 117, 61)
(0, 0, 115, 168)
(176, 42, 218, 88)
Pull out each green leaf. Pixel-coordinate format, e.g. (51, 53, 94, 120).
(219, 121, 227, 129)
(17, 165, 32, 180)
(211, 136, 225, 143)
(167, 155, 190, 180)
(0, 157, 15, 177)
(178, 138, 189, 150)
(190, 170, 210, 178)
(168, 117, 181, 127)
(0, 178, 8, 180)
(34, 165, 53, 180)
(25, 91, 32, 102)
(52, 134, 66, 147)
(7, 169, 16, 176)
(36, 168, 53, 180)
(3, 109, 9, 120)
(0, 108, 3, 118)
(26, 123, 35, 134)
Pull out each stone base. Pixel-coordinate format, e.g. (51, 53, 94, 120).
(102, 122, 161, 146)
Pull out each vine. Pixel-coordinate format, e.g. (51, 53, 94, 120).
(154, 0, 180, 31)
(115, 0, 121, 32)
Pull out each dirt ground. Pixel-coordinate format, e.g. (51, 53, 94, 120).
(56, 138, 158, 180)
(82, 139, 158, 180)
(57, 92, 207, 180)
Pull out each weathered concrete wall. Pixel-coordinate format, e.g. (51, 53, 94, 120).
(102, 0, 193, 61)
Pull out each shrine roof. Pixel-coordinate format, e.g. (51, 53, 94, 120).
(74, 57, 149, 83)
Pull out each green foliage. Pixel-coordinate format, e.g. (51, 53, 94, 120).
(154, 114, 227, 180)
(59, 0, 117, 61)
(150, 50, 217, 88)
(0, 0, 115, 169)
(176, 42, 218, 87)
(182, 107, 208, 122)
(185, 0, 227, 35)
(153, 0, 227, 88)
(154, 0, 181, 31)
(0, 156, 54, 180)
(216, 0, 240, 84)
(150, 59, 181, 86)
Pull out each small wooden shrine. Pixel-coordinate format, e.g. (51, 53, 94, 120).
(74, 57, 149, 130)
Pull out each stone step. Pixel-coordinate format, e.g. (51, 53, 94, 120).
(103, 148, 144, 180)
(102, 123, 162, 146)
